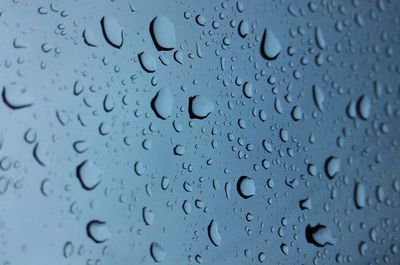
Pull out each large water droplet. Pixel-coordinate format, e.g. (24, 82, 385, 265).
(150, 242, 166, 262)
(139, 51, 157, 73)
(188, 95, 214, 119)
(151, 88, 173, 119)
(100, 16, 123, 48)
(306, 224, 336, 247)
(260, 28, 281, 60)
(150, 15, 176, 50)
(2, 86, 33, 110)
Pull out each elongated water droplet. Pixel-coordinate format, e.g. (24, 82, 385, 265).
(101, 16, 123, 48)
(76, 160, 102, 190)
(139, 51, 157, 73)
(208, 219, 222, 246)
(260, 28, 281, 60)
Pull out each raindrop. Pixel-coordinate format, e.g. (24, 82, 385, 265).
(260, 28, 281, 60)
(151, 88, 173, 119)
(188, 95, 214, 119)
(86, 220, 111, 244)
(100, 16, 123, 48)
(76, 160, 103, 190)
(208, 219, 222, 246)
(150, 15, 176, 50)
(237, 176, 255, 199)
(150, 242, 166, 263)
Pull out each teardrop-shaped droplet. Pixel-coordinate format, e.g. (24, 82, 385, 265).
(150, 242, 166, 263)
(150, 15, 176, 50)
(260, 28, 281, 60)
(238, 20, 249, 38)
(139, 51, 157, 73)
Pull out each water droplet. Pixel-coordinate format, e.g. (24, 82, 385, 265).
(139, 51, 157, 73)
(325, 156, 340, 179)
(150, 15, 176, 50)
(315, 27, 327, 50)
(354, 182, 366, 209)
(63, 241, 74, 258)
(100, 16, 123, 48)
(151, 88, 173, 119)
(143, 207, 155, 225)
(238, 20, 249, 38)
(207, 219, 222, 246)
(76, 160, 103, 190)
(260, 28, 281, 60)
(82, 29, 99, 47)
(306, 224, 336, 247)
(150, 242, 166, 262)
(2, 86, 33, 109)
(312, 85, 324, 112)
(243, 82, 253, 98)
(87, 220, 111, 243)
(237, 176, 255, 199)
(188, 95, 214, 119)
(357, 95, 371, 120)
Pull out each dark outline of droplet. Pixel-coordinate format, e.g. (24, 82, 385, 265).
(354, 182, 365, 210)
(299, 198, 310, 210)
(138, 52, 156, 73)
(207, 220, 220, 247)
(82, 30, 98, 47)
(76, 160, 101, 191)
(149, 17, 174, 51)
(103, 94, 114, 112)
(33, 143, 46, 167)
(151, 91, 167, 120)
(2, 86, 33, 110)
(73, 140, 88, 154)
(188, 96, 211, 120)
(356, 95, 369, 121)
(100, 16, 123, 49)
(236, 176, 254, 199)
(260, 29, 280, 60)
(324, 156, 338, 179)
(305, 224, 331, 248)
(86, 220, 108, 244)
(238, 20, 248, 38)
